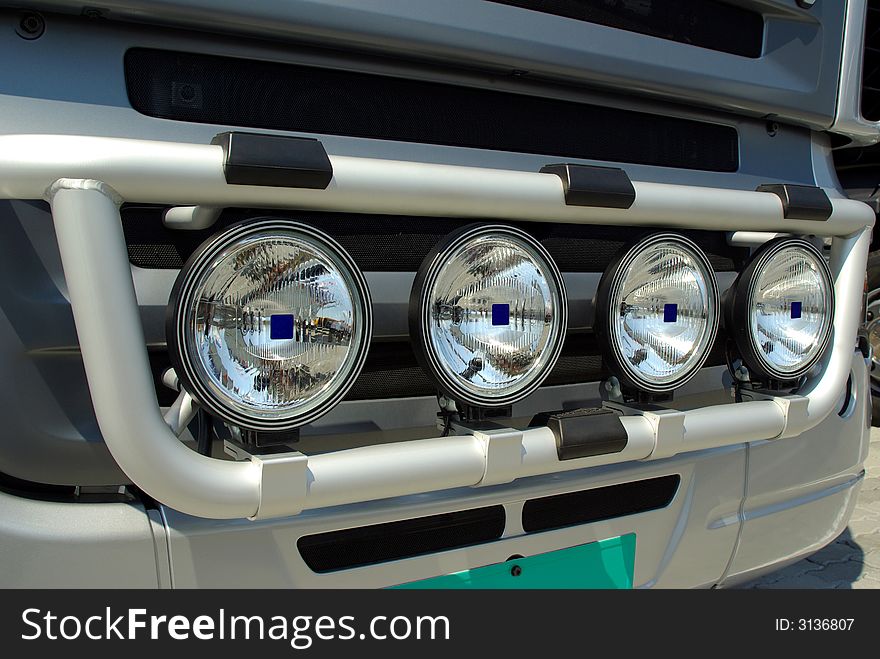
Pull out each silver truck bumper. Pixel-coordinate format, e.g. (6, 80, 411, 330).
(0, 353, 868, 588)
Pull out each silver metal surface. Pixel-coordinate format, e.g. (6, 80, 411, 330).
(0, 492, 159, 587)
(0, 358, 867, 587)
(49, 180, 263, 519)
(0, 0, 870, 585)
(727, 231, 790, 248)
(0, 6, 831, 195)
(13, 0, 846, 130)
(831, 0, 880, 146)
(163, 205, 220, 230)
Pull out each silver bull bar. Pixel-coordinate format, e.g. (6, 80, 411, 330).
(0, 134, 872, 520)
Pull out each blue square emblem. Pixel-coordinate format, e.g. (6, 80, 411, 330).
(270, 314, 295, 340)
(492, 304, 510, 326)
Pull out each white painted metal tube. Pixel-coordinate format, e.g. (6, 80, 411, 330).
(305, 436, 486, 509)
(304, 419, 660, 509)
(47, 181, 872, 519)
(673, 227, 871, 450)
(163, 390, 200, 438)
(680, 402, 786, 452)
(726, 231, 788, 247)
(798, 226, 872, 431)
(0, 134, 870, 236)
(44, 179, 661, 517)
(49, 180, 263, 519)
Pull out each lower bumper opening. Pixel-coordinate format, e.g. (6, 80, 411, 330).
(297, 505, 506, 573)
(297, 475, 681, 573)
(522, 474, 681, 533)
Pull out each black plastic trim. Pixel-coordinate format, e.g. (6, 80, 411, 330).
(0, 470, 133, 505)
(756, 184, 832, 222)
(858, 328, 871, 360)
(126, 48, 739, 172)
(540, 163, 635, 208)
(522, 475, 681, 534)
(211, 131, 333, 189)
(121, 206, 748, 273)
(529, 407, 627, 459)
(298, 505, 506, 573)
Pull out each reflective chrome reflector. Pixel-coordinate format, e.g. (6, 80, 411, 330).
(597, 233, 719, 393)
(410, 224, 567, 407)
(168, 220, 371, 430)
(727, 238, 834, 381)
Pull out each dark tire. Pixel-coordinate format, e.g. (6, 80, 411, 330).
(865, 251, 880, 425)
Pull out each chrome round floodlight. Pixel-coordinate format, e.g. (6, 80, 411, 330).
(409, 224, 567, 408)
(167, 220, 372, 431)
(725, 238, 834, 381)
(596, 233, 720, 393)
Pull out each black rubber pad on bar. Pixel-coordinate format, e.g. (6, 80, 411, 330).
(529, 407, 628, 460)
(540, 164, 635, 208)
(212, 131, 333, 189)
(756, 184, 832, 221)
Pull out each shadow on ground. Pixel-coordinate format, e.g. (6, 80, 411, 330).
(738, 527, 875, 589)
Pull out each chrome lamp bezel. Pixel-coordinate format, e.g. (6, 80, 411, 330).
(166, 219, 373, 431)
(409, 223, 568, 409)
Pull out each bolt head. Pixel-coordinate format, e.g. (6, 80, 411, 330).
(15, 11, 45, 39)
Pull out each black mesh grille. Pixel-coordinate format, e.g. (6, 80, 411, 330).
(298, 506, 506, 573)
(522, 475, 681, 533)
(345, 338, 607, 401)
(489, 0, 763, 58)
(147, 335, 724, 403)
(124, 48, 738, 172)
(133, 208, 738, 402)
(344, 334, 725, 401)
(135, 207, 736, 401)
(121, 206, 749, 273)
(863, 1, 880, 121)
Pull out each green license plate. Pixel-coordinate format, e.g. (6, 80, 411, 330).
(392, 534, 635, 589)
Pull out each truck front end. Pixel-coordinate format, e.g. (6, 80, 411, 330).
(0, 0, 874, 588)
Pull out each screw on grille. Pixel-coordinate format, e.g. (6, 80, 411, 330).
(171, 81, 203, 108)
(15, 11, 45, 39)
